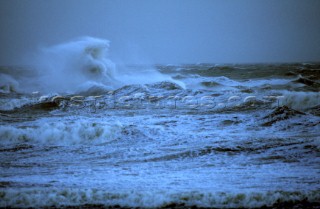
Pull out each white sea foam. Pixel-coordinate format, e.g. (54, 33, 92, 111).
(21, 36, 184, 94)
(0, 118, 122, 145)
(0, 97, 32, 111)
(278, 91, 320, 110)
(1, 188, 318, 208)
(31, 37, 118, 93)
(1, 62, 319, 209)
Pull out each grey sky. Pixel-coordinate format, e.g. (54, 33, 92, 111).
(1, 0, 320, 64)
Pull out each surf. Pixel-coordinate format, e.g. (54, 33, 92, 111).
(17, 37, 183, 94)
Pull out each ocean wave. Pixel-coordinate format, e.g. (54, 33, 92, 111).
(0, 118, 123, 145)
(0, 37, 183, 95)
(0, 74, 20, 93)
(30, 37, 118, 93)
(277, 91, 320, 110)
(0, 188, 319, 208)
(0, 97, 33, 111)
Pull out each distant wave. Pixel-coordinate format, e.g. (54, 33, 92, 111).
(32, 37, 118, 93)
(0, 37, 184, 94)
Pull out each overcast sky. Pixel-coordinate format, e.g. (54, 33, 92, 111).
(1, 0, 320, 64)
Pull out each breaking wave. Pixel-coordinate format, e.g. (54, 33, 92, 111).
(0, 118, 123, 145)
(29, 37, 118, 93)
(1, 37, 183, 94)
(278, 91, 320, 110)
(0, 188, 319, 208)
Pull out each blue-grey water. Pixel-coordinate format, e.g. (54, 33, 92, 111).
(0, 38, 319, 208)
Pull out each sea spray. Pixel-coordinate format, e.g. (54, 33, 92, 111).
(2, 37, 184, 94)
(278, 91, 320, 110)
(32, 37, 118, 93)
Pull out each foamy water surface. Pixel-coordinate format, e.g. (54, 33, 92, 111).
(0, 38, 319, 208)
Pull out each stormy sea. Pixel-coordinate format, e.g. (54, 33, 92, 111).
(0, 37, 319, 209)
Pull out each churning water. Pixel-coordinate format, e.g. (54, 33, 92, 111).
(0, 37, 319, 208)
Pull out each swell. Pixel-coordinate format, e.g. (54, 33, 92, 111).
(159, 63, 320, 79)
